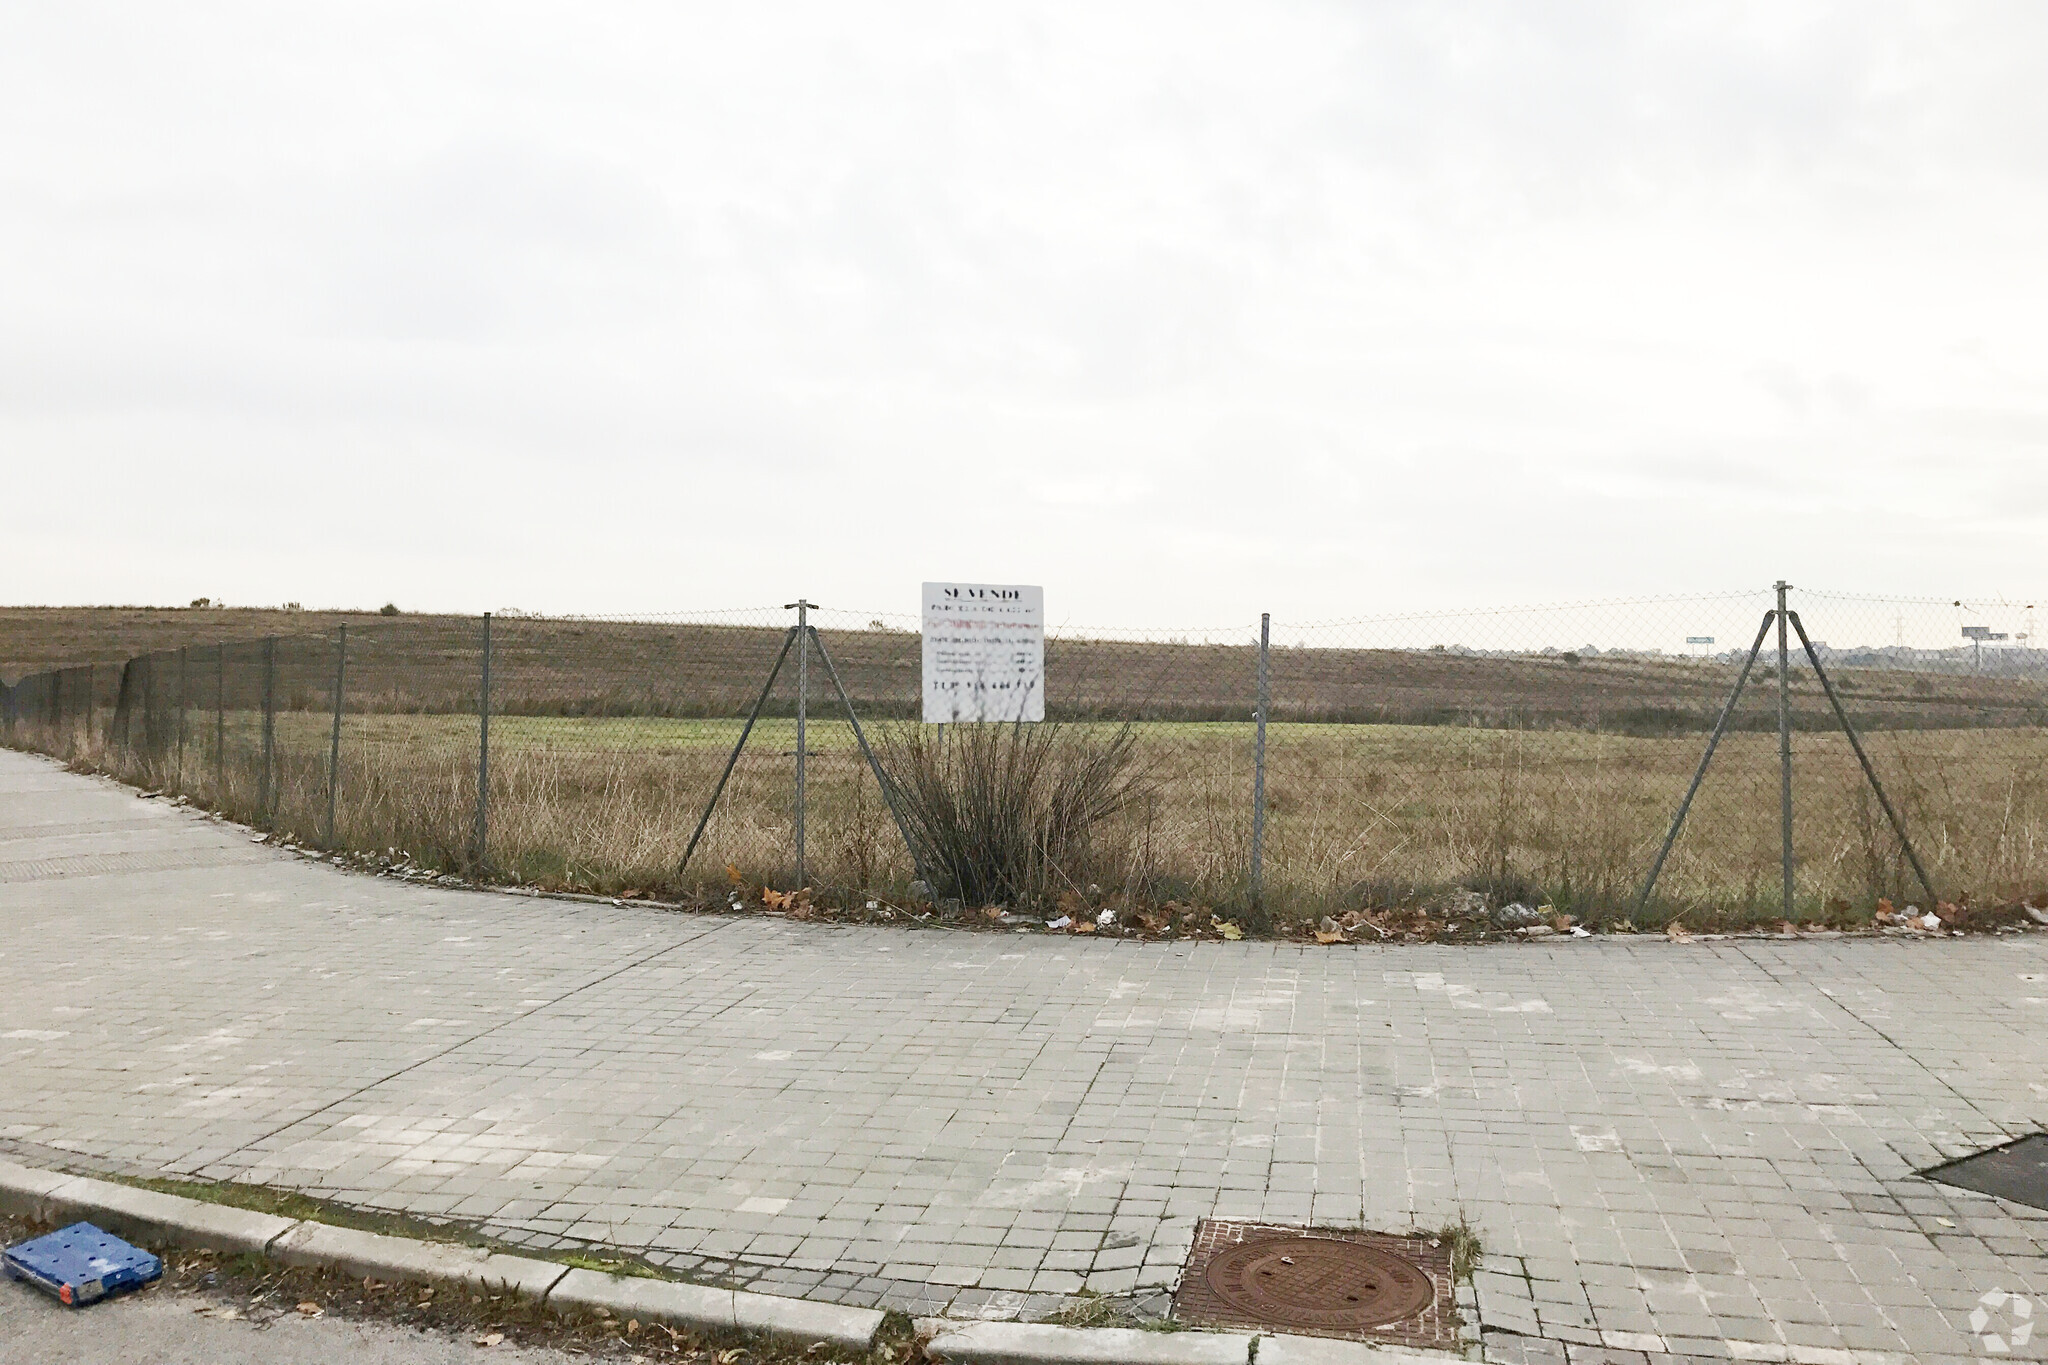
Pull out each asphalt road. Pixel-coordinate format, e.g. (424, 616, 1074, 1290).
(0, 1271, 589, 1365)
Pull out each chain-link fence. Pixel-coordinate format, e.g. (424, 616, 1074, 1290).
(4, 586, 2043, 932)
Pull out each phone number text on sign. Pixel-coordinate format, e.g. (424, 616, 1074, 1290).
(921, 583, 1045, 722)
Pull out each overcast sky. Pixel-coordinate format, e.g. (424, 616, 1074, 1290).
(4, 3, 2045, 629)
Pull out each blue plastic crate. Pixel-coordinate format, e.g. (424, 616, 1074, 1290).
(4, 1222, 162, 1306)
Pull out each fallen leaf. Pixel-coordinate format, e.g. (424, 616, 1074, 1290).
(626, 1318, 640, 1335)
(475, 1332, 505, 1347)
(296, 1301, 323, 1316)
(981, 906, 1005, 922)
(726, 863, 746, 886)
(761, 888, 792, 912)
(1315, 915, 1345, 944)
(1875, 897, 1894, 917)
(1213, 918, 1244, 941)
(719, 1350, 749, 1364)
(1665, 920, 1693, 943)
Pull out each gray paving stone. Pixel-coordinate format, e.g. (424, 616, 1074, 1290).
(6, 748, 2048, 1360)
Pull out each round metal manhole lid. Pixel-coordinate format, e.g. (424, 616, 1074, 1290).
(1201, 1237, 1435, 1331)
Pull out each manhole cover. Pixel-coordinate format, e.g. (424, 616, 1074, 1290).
(1173, 1220, 1457, 1349)
(1923, 1133, 2048, 1211)
(1202, 1236, 1434, 1330)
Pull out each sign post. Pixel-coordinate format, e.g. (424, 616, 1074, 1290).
(921, 583, 1045, 723)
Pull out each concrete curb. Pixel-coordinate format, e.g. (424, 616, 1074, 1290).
(0, 1157, 883, 1350)
(45, 1175, 297, 1256)
(1256, 1334, 1461, 1364)
(918, 1319, 1463, 1365)
(271, 1220, 568, 1300)
(922, 1322, 1255, 1365)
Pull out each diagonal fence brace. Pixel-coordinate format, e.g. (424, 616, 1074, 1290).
(1787, 610, 1939, 909)
(807, 626, 934, 893)
(678, 626, 800, 878)
(1634, 610, 1776, 918)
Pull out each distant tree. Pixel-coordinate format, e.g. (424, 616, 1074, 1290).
(189, 597, 210, 608)
(380, 603, 400, 616)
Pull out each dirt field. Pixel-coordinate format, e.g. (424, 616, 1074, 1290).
(8, 606, 2045, 729)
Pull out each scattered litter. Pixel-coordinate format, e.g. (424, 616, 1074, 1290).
(1569, 926, 1592, 938)
(1493, 902, 1545, 928)
(1516, 924, 1555, 938)
(2030, 907, 2048, 926)
(1315, 916, 1345, 944)
(1045, 915, 1072, 930)
(3, 1222, 162, 1307)
(474, 1331, 505, 1347)
(1096, 908, 1116, 927)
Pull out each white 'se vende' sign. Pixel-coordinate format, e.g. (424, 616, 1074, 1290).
(921, 583, 1045, 722)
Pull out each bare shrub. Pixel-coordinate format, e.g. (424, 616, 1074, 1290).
(876, 721, 1156, 909)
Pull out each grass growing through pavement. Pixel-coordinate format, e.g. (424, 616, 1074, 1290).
(1436, 1216, 1483, 1282)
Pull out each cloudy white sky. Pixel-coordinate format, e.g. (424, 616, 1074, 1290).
(3, 3, 2045, 628)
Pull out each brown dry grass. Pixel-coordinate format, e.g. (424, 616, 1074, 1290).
(15, 704, 2047, 932)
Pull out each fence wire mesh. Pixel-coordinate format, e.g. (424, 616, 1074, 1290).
(3, 587, 2042, 932)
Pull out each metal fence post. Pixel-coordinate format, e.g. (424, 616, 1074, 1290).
(215, 646, 226, 793)
(792, 598, 810, 888)
(175, 646, 188, 789)
(473, 613, 491, 871)
(84, 663, 94, 752)
(1775, 580, 1794, 916)
(259, 637, 277, 820)
(326, 624, 347, 849)
(1251, 613, 1270, 908)
(140, 653, 155, 762)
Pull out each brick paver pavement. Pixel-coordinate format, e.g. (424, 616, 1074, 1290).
(2, 748, 2044, 1363)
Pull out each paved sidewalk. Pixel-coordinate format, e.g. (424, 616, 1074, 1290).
(2, 747, 2045, 1363)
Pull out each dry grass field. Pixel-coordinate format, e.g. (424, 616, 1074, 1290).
(17, 703, 2047, 931)
(10, 605, 2045, 726)
(8, 606, 2047, 931)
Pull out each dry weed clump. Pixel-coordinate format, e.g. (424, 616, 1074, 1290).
(875, 720, 1157, 910)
